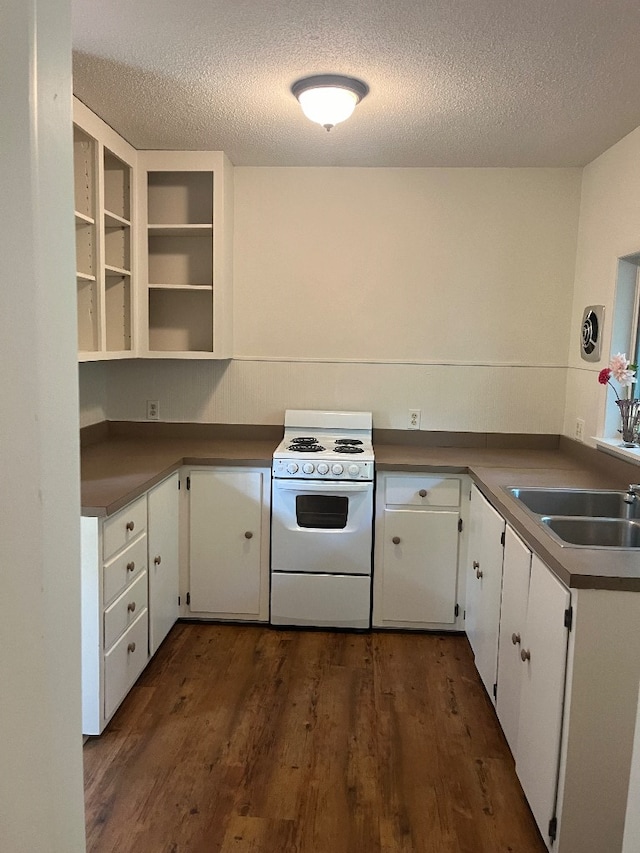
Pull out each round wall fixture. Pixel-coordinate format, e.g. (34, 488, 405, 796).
(291, 74, 369, 131)
(581, 305, 604, 361)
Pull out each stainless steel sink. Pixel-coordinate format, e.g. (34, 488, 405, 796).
(541, 517, 640, 549)
(507, 487, 637, 519)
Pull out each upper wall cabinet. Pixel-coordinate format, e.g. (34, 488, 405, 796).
(73, 99, 137, 361)
(137, 151, 233, 359)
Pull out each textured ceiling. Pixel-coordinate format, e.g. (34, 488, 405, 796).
(72, 0, 640, 167)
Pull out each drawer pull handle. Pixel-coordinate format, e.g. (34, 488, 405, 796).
(127, 601, 136, 613)
(392, 536, 401, 545)
(127, 642, 136, 654)
(244, 531, 253, 540)
(154, 555, 162, 565)
(418, 489, 428, 498)
(511, 632, 521, 646)
(521, 648, 531, 662)
(476, 567, 483, 579)
(127, 561, 135, 572)
(126, 521, 135, 532)
(473, 560, 480, 569)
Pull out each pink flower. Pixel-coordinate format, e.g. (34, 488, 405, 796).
(598, 368, 611, 385)
(609, 353, 636, 387)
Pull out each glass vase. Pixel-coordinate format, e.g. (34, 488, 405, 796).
(615, 398, 640, 446)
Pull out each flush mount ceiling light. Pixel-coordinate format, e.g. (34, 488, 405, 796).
(291, 74, 369, 132)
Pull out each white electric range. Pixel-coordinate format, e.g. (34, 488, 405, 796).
(270, 410, 374, 629)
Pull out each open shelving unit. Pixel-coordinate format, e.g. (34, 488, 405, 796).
(73, 99, 137, 360)
(73, 99, 233, 361)
(138, 152, 233, 358)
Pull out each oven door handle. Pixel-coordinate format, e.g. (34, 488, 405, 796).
(273, 480, 371, 494)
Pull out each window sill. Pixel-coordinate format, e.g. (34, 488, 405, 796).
(595, 437, 640, 465)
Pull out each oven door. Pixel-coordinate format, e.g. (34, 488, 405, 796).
(271, 478, 373, 576)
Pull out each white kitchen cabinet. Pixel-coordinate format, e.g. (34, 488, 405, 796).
(81, 472, 180, 734)
(516, 554, 570, 847)
(373, 473, 465, 630)
(137, 151, 233, 358)
(148, 472, 180, 655)
(81, 495, 149, 734)
(465, 484, 505, 700)
(496, 526, 571, 847)
(73, 98, 137, 361)
(187, 467, 270, 621)
(496, 525, 532, 754)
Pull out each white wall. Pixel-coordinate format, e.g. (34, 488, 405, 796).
(564, 125, 640, 444)
(83, 165, 581, 433)
(79, 361, 107, 427)
(1, 0, 86, 850)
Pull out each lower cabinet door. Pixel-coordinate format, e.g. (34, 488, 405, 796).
(104, 609, 149, 721)
(496, 526, 531, 755)
(380, 508, 459, 624)
(466, 488, 505, 700)
(148, 473, 179, 655)
(189, 469, 264, 617)
(515, 556, 570, 843)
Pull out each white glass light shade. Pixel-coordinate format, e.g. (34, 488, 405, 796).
(291, 75, 369, 131)
(297, 86, 359, 129)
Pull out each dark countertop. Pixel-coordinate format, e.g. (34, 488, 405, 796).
(80, 424, 640, 592)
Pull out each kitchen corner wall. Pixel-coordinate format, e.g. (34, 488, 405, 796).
(80, 166, 582, 432)
(79, 361, 107, 427)
(564, 125, 640, 446)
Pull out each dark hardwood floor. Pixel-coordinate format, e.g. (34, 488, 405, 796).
(84, 624, 547, 853)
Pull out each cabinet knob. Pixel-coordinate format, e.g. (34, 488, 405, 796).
(511, 632, 521, 646)
(520, 648, 531, 662)
(476, 567, 483, 579)
(126, 561, 135, 572)
(154, 555, 162, 565)
(127, 642, 136, 654)
(244, 531, 253, 539)
(126, 521, 135, 532)
(418, 489, 428, 498)
(473, 560, 480, 569)
(392, 536, 401, 545)
(127, 601, 136, 613)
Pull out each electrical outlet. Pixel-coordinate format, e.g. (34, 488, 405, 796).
(147, 400, 160, 420)
(408, 409, 421, 430)
(575, 418, 585, 442)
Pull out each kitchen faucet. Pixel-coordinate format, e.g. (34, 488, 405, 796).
(624, 484, 640, 503)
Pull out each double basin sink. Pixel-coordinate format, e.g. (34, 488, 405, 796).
(506, 487, 640, 549)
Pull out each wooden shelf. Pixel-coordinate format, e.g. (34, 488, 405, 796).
(105, 264, 131, 277)
(148, 223, 212, 236)
(75, 210, 95, 225)
(148, 283, 213, 291)
(104, 209, 131, 228)
(76, 271, 97, 282)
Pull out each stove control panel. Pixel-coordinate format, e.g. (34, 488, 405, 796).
(273, 458, 374, 480)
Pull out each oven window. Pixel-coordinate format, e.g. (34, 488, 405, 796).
(296, 495, 348, 529)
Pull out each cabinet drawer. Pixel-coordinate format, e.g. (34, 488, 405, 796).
(104, 570, 148, 651)
(385, 476, 460, 507)
(102, 495, 147, 561)
(103, 534, 147, 605)
(104, 609, 149, 721)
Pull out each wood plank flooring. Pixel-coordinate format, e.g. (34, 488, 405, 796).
(84, 624, 547, 853)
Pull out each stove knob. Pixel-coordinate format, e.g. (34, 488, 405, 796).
(348, 464, 360, 477)
(302, 462, 315, 474)
(317, 462, 329, 475)
(286, 462, 299, 474)
(331, 463, 344, 475)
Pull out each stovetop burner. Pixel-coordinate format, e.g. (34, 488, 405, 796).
(335, 438, 363, 445)
(292, 436, 318, 445)
(288, 443, 325, 453)
(334, 445, 364, 454)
